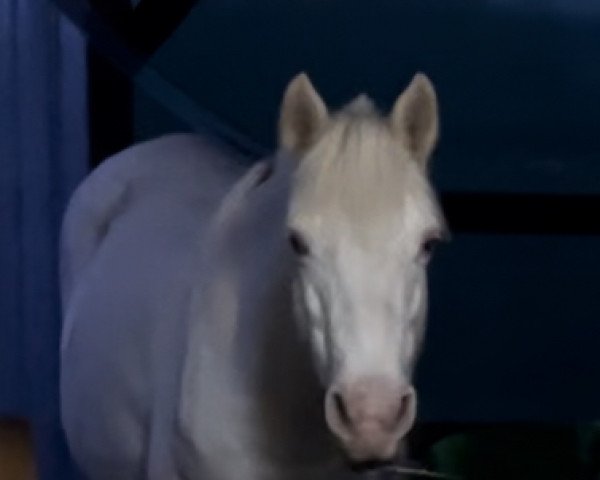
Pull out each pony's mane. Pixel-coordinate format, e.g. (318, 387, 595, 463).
(289, 95, 442, 244)
(341, 94, 377, 116)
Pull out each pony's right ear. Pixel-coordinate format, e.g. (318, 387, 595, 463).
(389, 73, 439, 169)
(279, 73, 328, 154)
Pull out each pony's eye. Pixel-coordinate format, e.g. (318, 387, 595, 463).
(421, 236, 440, 260)
(288, 230, 310, 256)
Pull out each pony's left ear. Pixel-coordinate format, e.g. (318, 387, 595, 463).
(279, 73, 329, 155)
(389, 73, 439, 168)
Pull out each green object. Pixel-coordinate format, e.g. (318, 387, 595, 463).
(428, 426, 591, 480)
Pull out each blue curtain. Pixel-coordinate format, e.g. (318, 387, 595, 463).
(0, 1, 87, 478)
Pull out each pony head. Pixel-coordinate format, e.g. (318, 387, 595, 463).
(279, 72, 446, 466)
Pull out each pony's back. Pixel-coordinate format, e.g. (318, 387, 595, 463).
(60, 134, 244, 310)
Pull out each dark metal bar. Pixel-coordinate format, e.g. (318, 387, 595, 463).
(442, 192, 600, 235)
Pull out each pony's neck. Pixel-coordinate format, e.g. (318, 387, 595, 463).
(226, 157, 337, 468)
(179, 155, 338, 476)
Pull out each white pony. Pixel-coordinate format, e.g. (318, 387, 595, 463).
(60, 73, 446, 480)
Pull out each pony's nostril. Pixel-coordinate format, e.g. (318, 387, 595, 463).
(392, 389, 416, 433)
(333, 392, 351, 427)
(396, 393, 410, 422)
